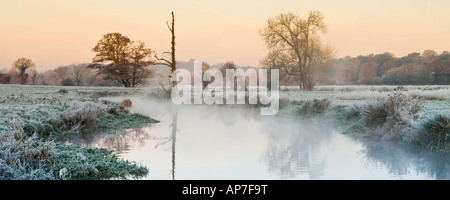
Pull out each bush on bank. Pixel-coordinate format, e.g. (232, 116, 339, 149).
(294, 92, 449, 152)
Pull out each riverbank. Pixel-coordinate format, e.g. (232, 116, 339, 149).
(0, 85, 158, 180)
(276, 86, 450, 152)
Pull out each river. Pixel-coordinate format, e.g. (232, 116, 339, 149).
(66, 96, 450, 180)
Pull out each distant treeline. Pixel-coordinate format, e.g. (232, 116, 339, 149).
(0, 63, 121, 87)
(310, 50, 450, 86)
(1, 50, 448, 87)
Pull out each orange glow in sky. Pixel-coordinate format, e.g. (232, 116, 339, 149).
(0, 0, 449, 71)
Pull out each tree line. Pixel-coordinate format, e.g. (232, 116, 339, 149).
(312, 50, 450, 86)
(0, 12, 177, 87)
(2, 50, 447, 87)
(0, 11, 448, 88)
(0, 62, 118, 86)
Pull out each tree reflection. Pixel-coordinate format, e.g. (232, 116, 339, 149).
(94, 128, 152, 153)
(171, 110, 177, 180)
(154, 109, 178, 180)
(101, 131, 131, 153)
(62, 125, 153, 154)
(261, 119, 334, 179)
(262, 117, 450, 179)
(361, 139, 450, 179)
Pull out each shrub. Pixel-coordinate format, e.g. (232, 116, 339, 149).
(385, 92, 423, 123)
(394, 85, 408, 91)
(341, 105, 361, 121)
(298, 99, 331, 115)
(58, 89, 68, 94)
(360, 92, 424, 141)
(108, 107, 120, 116)
(61, 78, 74, 86)
(59, 101, 107, 132)
(362, 100, 387, 126)
(416, 115, 450, 152)
(278, 98, 297, 109)
(23, 122, 55, 137)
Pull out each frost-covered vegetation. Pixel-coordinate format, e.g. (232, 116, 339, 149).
(0, 84, 157, 179)
(0, 125, 148, 180)
(279, 85, 450, 152)
(59, 101, 107, 132)
(415, 115, 450, 152)
(281, 85, 450, 101)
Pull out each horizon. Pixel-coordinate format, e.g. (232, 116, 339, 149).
(1, 0, 449, 72)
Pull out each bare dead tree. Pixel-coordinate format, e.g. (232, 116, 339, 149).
(155, 11, 177, 88)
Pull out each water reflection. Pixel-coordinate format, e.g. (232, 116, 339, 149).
(65, 127, 152, 154)
(261, 119, 333, 179)
(63, 96, 450, 180)
(170, 110, 177, 180)
(361, 140, 450, 179)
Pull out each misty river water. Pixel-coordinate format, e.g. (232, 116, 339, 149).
(66, 96, 450, 180)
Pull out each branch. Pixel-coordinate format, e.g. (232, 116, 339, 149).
(167, 21, 173, 32)
(267, 22, 295, 48)
(281, 65, 300, 76)
(154, 53, 172, 66)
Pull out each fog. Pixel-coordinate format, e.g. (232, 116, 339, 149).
(64, 96, 450, 180)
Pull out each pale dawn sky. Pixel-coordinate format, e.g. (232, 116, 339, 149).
(0, 0, 449, 71)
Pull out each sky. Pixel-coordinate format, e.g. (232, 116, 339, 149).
(0, 0, 449, 71)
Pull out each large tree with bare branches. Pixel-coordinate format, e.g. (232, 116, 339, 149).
(260, 11, 334, 91)
(90, 33, 154, 87)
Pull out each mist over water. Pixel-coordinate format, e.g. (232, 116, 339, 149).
(65, 96, 450, 180)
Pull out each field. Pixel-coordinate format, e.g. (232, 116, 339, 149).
(0, 84, 449, 179)
(279, 85, 450, 117)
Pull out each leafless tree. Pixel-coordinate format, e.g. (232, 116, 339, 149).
(71, 64, 88, 86)
(260, 11, 334, 91)
(30, 70, 38, 85)
(155, 12, 177, 88)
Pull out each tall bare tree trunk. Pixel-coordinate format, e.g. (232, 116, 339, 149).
(155, 11, 177, 91)
(170, 12, 177, 89)
(170, 12, 176, 74)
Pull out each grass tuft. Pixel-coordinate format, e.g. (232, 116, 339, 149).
(298, 99, 331, 116)
(415, 115, 450, 152)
